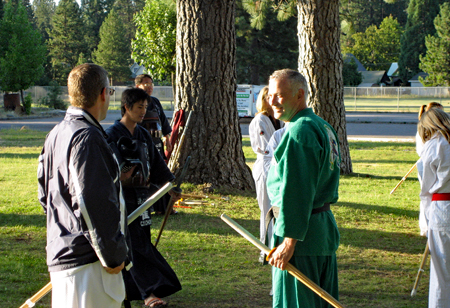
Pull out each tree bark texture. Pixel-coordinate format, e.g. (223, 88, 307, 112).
(297, 0, 352, 174)
(174, 0, 255, 190)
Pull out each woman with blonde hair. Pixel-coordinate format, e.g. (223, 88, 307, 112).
(416, 102, 444, 156)
(417, 108, 450, 308)
(249, 86, 283, 263)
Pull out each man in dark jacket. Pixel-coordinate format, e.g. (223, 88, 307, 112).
(38, 63, 129, 308)
(135, 74, 172, 158)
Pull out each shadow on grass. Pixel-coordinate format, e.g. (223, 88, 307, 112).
(0, 213, 46, 227)
(156, 212, 425, 255)
(351, 159, 417, 164)
(339, 227, 425, 254)
(349, 141, 415, 148)
(343, 172, 419, 181)
(336, 201, 418, 219)
(0, 153, 40, 159)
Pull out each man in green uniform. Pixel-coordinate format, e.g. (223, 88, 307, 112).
(266, 69, 341, 308)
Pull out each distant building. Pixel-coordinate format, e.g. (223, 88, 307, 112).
(130, 63, 146, 79)
(358, 71, 390, 87)
(409, 72, 428, 87)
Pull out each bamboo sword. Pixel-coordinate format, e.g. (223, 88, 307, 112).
(220, 214, 346, 308)
(390, 162, 418, 194)
(411, 241, 430, 297)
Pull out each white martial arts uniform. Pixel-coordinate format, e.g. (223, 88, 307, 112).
(249, 113, 281, 245)
(50, 261, 125, 308)
(417, 132, 450, 308)
(416, 131, 428, 236)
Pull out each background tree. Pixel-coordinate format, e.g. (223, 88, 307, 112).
(243, 0, 352, 174)
(33, 0, 54, 43)
(340, 0, 407, 34)
(80, 0, 108, 61)
(343, 16, 402, 71)
(93, 9, 131, 84)
(0, 0, 4, 19)
(0, 1, 45, 104)
(112, 0, 137, 43)
(419, 2, 450, 86)
(174, 0, 254, 190)
(132, 0, 176, 85)
(33, 0, 55, 85)
(9, 0, 36, 25)
(398, 0, 442, 83)
(343, 57, 363, 86)
(48, 0, 85, 84)
(236, 1, 298, 84)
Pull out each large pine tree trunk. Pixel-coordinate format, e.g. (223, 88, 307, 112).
(297, 0, 352, 174)
(173, 0, 254, 190)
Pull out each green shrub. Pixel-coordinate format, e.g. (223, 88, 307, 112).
(39, 81, 66, 110)
(22, 93, 32, 115)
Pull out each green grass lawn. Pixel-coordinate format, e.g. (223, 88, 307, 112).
(0, 128, 428, 307)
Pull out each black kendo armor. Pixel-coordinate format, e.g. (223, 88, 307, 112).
(141, 107, 165, 158)
(111, 136, 151, 187)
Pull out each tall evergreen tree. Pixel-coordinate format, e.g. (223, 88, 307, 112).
(80, 0, 107, 61)
(33, 0, 55, 84)
(33, 0, 54, 42)
(133, 0, 145, 12)
(236, 1, 298, 85)
(10, 0, 36, 25)
(174, 0, 254, 189)
(48, 0, 85, 84)
(420, 2, 450, 86)
(398, 0, 441, 83)
(0, 1, 46, 103)
(112, 0, 136, 44)
(0, 0, 4, 19)
(243, 0, 352, 173)
(340, 0, 408, 34)
(93, 9, 131, 83)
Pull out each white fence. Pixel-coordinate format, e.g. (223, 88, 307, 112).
(344, 87, 450, 112)
(2, 86, 450, 113)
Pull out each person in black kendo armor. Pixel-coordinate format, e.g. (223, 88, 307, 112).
(135, 74, 172, 160)
(106, 88, 181, 308)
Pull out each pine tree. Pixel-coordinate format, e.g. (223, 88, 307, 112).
(48, 0, 86, 84)
(340, 0, 408, 35)
(236, 1, 298, 84)
(419, 2, 450, 86)
(80, 0, 107, 61)
(0, 1, 46, 103)
(93, 9, 131, 83)
(33, 0, 55, 42)
(112, 0, 136, 43)
(0, 0, 4, 19)
(398, 0, 441, 83)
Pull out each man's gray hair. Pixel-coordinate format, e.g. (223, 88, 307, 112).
(269, 69, 309, 102)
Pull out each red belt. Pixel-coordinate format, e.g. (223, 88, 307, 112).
(432, 193, 450, 201)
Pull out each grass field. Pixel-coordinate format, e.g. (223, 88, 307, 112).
(0, 128, 429, 307)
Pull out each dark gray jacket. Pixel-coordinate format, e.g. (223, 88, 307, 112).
(38, 107, 128, 272)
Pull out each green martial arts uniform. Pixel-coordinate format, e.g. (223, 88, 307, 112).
(267, 108, 341, 308)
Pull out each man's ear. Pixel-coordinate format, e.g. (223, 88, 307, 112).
(297, 88, 305, 100)
(100, 87, 107, 101)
